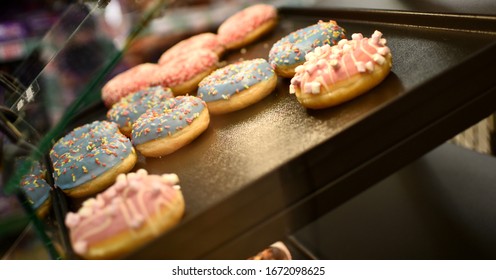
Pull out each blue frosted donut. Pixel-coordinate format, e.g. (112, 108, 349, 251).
(107, 86, 174, 136)
(132, 95, 209, 157)
(268, 20, 346, 77)
(18, 160, 51, 217)
(50, 120, 137, 197)
(197, 58, 277, 114)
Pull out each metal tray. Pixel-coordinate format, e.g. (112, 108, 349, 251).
(115, 7, 496, 259)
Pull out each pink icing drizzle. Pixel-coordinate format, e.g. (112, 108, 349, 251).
(290, 30, 391, 95)
(65, 169, 182, 256)
(217, 4, 277, 45)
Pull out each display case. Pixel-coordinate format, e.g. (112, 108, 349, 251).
(1, 0, 496, 260)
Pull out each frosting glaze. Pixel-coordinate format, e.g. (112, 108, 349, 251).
(197, 58, 275, 102)
(107, 86, 174, 132)
(132, 96, 206, 145)
(65, 169, 183, 256)
(50, 121, 134, 190)
(150, 50, 218, 89)
(217, 4, 277, 46)
(158, 33, 224, 65)
(290, 31, 391, 94)
(269, 20, 346, 69)
(18, 160, 50, 210)
(102, 63, 158, 107)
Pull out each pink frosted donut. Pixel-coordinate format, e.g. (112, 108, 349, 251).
(290, 30, 393, 109)
(158, 33, 224, 65)
(150, 49, 218, 95)
(65, 169, 185, 259)
(101, 63, 158, 107)
(217, 4, 278, 50)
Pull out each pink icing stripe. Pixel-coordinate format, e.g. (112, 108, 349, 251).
(65, 170, 182, 256)
(217, 4, 277, 45)
(290, 31, 391, 95)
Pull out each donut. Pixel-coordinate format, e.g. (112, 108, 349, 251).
(101, 63, 158, 107)
(65, 169, 185, 259)
(290, 31, 392, 109)
(106, 86, 174, 137)
(150, 50, 218, 96)
(217, 4, 278, 50)
(18, 160, 52, 217)
(132, 96, 209, 157)
(197, 58, 277, 115)
(50, 120, 137, 198)
(269, 20, 346, 78)
(249, 241, 292, 260)
(158, 32, 224, 65)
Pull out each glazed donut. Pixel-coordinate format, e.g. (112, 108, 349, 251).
(65, 169, 185, 259)
(217, 4, 278, 50)
(106, 86, 174, 137)
(132, 96, 210, 157)
(102, 63, 158, 107)
(150, 50, 218, 96)
(158, 32, 224, 65)
(50, 120, 137, 198)
(18, 160, 52, 217)
(290, 31, 393, 109)
(197, 58, 277, 115)
(269, 20, 346, 78)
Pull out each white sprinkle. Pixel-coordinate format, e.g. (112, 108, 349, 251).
(342, 44, 352, 52)
(351, 33, 363, 41)
(79, 207, 93, 218)
(321, 44, 331, 52)
(365, 61, 375, 72)
(310, 82, 321, 94)
(330, 59, 339, 68)
(130, 215, 144, 229)
(74, 241, 88, 254)
(137, 169, 148, 176)
(289, 84, 296, 94)
(82, 198, 96, 208)
(162, 173, 179, 184)
(304, 83, 313, 94)
(356, 61, 366, 73)
(377, 47, 390, 56)
(338, 39, 348, 47)
(373, 54, 386, 65)
(372, 30, 383, 39)
(65, 212, 80, 227)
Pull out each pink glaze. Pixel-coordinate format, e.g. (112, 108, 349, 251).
(102, 63, 158, 107)
(290, 31, 391, 95)
(150, 49, 218, 88)
(65, 169, 182, 256)
(158, 33, 223, 65)
(217, 4, 277, 46)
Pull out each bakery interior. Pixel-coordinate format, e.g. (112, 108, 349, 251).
(0, 0, 495, 260)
